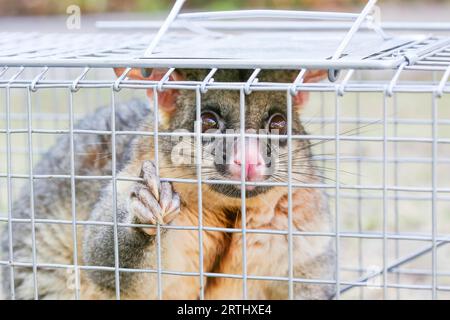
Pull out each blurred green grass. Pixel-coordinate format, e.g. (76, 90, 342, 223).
(0, 0, 362, 16)
(1, 0, 446, 16)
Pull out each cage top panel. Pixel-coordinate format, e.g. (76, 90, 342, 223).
(0, 31, 449, 71)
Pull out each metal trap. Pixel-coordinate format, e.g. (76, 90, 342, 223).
(0, 0, 450, 300)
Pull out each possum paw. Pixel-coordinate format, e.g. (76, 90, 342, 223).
(128, 160, 180, 236)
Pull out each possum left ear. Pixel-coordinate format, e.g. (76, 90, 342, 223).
(292, 70, 328, 108)
(113, 68, 184, 117)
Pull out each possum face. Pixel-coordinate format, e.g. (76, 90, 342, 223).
(169, 78, 310, 198)
(115, 68, 326, 198)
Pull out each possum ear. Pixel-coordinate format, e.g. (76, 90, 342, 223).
(292, 70, 328, 108)
(113, 68, 184, 117)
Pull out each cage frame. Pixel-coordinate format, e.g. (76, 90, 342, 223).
(0, 0, 450, 300)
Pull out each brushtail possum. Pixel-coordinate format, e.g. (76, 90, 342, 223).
(1, 68, 335, 300)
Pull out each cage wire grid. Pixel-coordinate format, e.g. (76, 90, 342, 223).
(0, 0, 450, 300)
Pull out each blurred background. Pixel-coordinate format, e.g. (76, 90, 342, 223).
(0, 0, 448, 14)
(0, 0, 408, 14)
(0, 0, 449, 31)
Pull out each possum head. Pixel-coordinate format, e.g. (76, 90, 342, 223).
(114, 68, 326, 199)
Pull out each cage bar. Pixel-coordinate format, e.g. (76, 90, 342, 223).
(0, 0, 450, 301)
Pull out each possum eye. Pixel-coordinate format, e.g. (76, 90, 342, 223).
(268, 113, 287, 135)
(140, 68, 152, 78)
(201, 111, 220, 132)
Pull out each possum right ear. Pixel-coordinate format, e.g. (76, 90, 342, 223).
(113, 68, 184, 118)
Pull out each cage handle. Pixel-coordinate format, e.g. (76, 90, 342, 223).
(178, 10, 362, 22)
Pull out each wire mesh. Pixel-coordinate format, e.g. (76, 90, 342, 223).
(0, 63, 449, 300)
(1, 0, 450, 300)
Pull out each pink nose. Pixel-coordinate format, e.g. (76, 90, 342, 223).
(229, 137, 266, 182)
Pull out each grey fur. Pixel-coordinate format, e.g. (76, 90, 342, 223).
(1, 99, 150, 299)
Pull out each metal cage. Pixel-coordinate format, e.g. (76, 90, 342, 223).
(0, 0, 450, 300)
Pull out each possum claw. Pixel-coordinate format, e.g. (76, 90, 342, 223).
(140, 160, 160, 201)
(129, 161, 181, 236)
